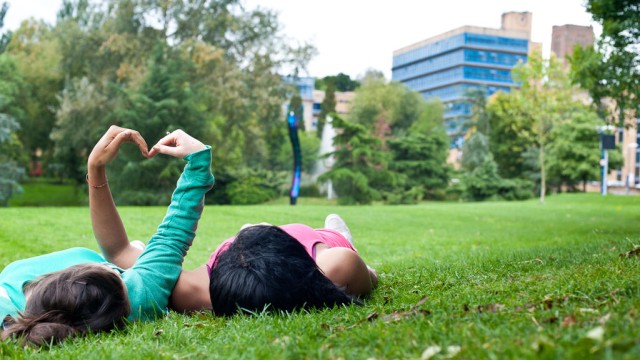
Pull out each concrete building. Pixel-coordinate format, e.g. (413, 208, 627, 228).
(283, 76, 355, 132)
(392, 12, 535, 147)
(551, 24, 595, 63)
(311, 90, 355, 130)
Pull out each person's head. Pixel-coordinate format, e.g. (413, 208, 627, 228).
(209, 225, 360, 316)
(2, 263, 131, 347)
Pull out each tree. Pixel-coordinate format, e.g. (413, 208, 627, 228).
(546, 109, 605, 191)
(0, 97, 24, 206)
(44, 0, 314, 203)
(51, 77, 107, 182)
(512, 51, 573, 203)
(107, 43, 208, 205)
(486, 92, 534, 179)
(317, 79, 336, 138)
(461, 87, 493, 174)
(387, 131, 450, 202)
(0, 2, 11, 53)
(316, 73, 359, 92)
(319, 115, 390, 205)
(4, 20, 63, 164)
(571, 0, 640, 125)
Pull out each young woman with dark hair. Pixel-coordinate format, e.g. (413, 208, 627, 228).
(1, 263, 130, 345)
(168, 215, 378, 315)
(0, 126, 214, 346)
(208, 225, 362, 316)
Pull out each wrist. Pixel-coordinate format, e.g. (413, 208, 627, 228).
(87, 167, 107, 186)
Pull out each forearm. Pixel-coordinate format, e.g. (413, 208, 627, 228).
(127, 147, 214, 319)
(88, 165, 133, 267)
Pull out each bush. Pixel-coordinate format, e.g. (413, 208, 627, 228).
(497, 178, 534, 200)
(461, 159, 502, 201)
(461, 159, 534, 202)
(299, 183, 321, 197)
(203, 168, 288, 205)
(320, 168, 378, 205)
(445, 181, 464, 201)
(227, 177, 278, 205)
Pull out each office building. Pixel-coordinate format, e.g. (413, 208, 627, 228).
(392, 12, 535, 147)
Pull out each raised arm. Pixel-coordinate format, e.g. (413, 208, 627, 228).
(88, 126, 150, 269)
(123, 130, 215, 320)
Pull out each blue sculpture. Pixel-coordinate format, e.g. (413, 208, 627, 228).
(287, 111, 302, 205)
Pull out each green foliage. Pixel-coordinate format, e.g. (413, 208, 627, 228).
(334, 76, 449, 204)
(0, 1, 10, 53)
(107, 43, 207, 204)
(348, 73, 404, 132)
(8, 178, 86, 206)
(315, 73, 360, 92)
(5, 20, 63, 161)
(465, 87, 491, 135)
(461, 159, 534, 201)
(387, 132, 450, 202)
(510, 51, 581, 202)
(51, 77, 107, 182)
(317, 80, 336, 138)
(462, 132, 492, 172)
(319, 116, 389, 205)
(461, 158, 502, 201)
(570, 0, 640, 124)
(4, 0, 314, 203)
(227, 175, 279, 205)
(205, 168, 288, 205)
(0, 105, 24, 206)
(487, 91, 534, 179)
(546, 109, 602, 190)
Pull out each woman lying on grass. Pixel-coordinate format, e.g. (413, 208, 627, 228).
(0, 126, 214, 346)
(87, 172, 377, 315)
(169, 215, 379, 315)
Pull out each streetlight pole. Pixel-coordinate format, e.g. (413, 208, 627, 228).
(626, 143, 638, 194)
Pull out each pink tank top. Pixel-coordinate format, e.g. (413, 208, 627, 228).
(206, 224, 355, 272)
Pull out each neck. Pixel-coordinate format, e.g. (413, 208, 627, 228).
(169, 265, 212, 313)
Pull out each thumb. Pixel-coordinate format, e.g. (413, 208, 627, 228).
(150, 144, 181, 158)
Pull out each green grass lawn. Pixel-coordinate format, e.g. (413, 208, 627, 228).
(0, 194, 639, 359)
(8, 178, 87, 207)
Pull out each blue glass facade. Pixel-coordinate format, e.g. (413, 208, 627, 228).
(392, 32, 529, 147)
(283, 76, 315, 100)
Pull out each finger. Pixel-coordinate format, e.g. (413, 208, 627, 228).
(154, 132, 178, 148)
(128, 131, 150, 158)
(150, 144, 181, 158)
(93, 125, 124, 150)
(104, 130, 135, 153)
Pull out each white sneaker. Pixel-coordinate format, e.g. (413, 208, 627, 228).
(324, 214, 353, 246)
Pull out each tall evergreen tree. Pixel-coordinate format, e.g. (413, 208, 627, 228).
(317, 79, 336, 138)
(319, 116, 390, 205)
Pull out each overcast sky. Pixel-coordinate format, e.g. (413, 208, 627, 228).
(3, 0, 600, 79)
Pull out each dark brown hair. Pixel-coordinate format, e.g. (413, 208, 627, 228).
(1, 263, 131, 347)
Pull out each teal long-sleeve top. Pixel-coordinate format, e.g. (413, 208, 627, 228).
(0, 146, 214, 325)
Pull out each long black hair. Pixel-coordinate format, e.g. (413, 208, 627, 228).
(209, 225, 360, 316)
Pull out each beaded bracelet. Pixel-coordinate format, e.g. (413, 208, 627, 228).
(86, 174, 109, 188)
